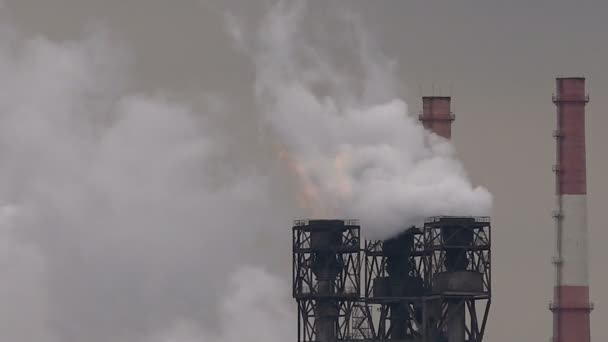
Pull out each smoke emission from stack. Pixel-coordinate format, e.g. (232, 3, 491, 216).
(0, 2, 490, 342)
(232, 1, 492, 239)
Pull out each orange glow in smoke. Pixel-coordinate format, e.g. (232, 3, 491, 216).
(333, 150, 353, 199)
(277, 145, 328, 217)
(276, 144, 354, 219)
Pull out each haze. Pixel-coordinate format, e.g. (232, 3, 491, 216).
(1, 1, 608, 342)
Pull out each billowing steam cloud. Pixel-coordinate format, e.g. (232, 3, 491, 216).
(0, 12, 294, 342)
(236, 1, 492, 238)
(0, 1, 490, 342)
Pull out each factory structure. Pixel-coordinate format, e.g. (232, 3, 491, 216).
(291, 78, 592, 342)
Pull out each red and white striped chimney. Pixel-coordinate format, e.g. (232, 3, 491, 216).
(551, 77, 592, 342)
(419, 96, 454, 139)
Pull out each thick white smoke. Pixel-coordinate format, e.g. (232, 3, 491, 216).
(0, 1, 490, 342)
(237, 1, 492, 238)
(0, 15, 294, 342)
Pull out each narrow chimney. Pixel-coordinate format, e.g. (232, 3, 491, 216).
(551, 77, 592, 342)
(420, 96, 463, 342)
(419, 96, 454, 139)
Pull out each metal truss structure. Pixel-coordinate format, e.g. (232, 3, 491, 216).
(422, 216, 491, 342)
(293, 220, 361, 342)
(292, 216, 491, 342)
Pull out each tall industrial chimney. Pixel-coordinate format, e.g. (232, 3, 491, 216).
(419, 96, 454, 139)
(551, 77, 592, 342)
(383, 92, 454, 340)
(420, 96, 468, 342)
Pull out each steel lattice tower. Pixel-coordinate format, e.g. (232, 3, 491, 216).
(293, 220, 361, 342)
(422, 216, 491, 342)
(363, 228, 426, 340)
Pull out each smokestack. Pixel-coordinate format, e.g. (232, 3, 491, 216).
(551, 77, 592, 342)
(419, 96, 454, 139)
(420, 96, 465, 342)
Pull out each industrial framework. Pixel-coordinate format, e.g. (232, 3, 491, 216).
(292, 95, 492, 342)
(292, 217, 491, 342)
(290, 78, 597, 342)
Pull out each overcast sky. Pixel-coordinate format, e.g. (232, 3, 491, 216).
(3, 1, 608, 341)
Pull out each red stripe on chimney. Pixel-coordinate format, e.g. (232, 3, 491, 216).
(554, 78, 587, 195)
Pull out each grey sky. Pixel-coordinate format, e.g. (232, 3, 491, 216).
(3, 1, 608, 341)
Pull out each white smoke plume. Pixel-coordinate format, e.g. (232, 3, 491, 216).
(234, 1, 492, 238)
(0, 13, 294, 342)
(0, 1, 490, 342)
